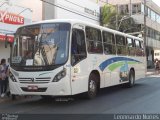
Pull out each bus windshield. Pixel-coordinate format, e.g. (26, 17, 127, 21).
(11, 23, 71, 69)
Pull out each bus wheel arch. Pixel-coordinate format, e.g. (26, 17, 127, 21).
(85, 70, 100, 99)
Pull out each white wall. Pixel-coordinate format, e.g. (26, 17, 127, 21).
(0, 0, 32, 33)
(42, 0, 55, 20)
(0, 0, 33, 63)
(10, 0, 42, 22)
(55, 0, 100, 25)
(0, 42, 10, 62)
(43, 0, 100, 25)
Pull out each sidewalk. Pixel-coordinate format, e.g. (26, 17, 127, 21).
(0, 95, 12, 103)
(146, 68, 160, 75)
(146, 68, 155, 76)
(0, 95, 32, 103)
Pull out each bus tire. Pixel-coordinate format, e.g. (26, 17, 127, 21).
(126, 70, 135, 88)
(85, 73, 98, 99)
(11, 94, 16, 101)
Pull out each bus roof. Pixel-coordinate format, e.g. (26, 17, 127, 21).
(21, 19, 143, 41)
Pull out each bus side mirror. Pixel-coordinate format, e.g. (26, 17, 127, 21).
(5, 36, 8, 48)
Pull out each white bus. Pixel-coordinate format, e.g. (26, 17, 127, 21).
(9, 19, 146, 99)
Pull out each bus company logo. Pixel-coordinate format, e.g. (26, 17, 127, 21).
(0, 10, 24, 25)
(31, 78, 35, 82)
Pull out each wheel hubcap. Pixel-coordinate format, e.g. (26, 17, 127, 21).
(130, 74, 134, 85)
(89, 80, 96, 93)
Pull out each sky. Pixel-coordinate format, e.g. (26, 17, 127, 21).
(152, 0, 160, 7)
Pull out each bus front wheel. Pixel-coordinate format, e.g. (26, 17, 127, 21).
(85, 74, 98, 99)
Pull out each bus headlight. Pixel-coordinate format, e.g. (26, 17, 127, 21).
(52, 68, 66, 82)
(9, 71, 17, 82)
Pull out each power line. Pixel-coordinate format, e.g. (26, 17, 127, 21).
(41, 0, 99, 22)
(17, 8, 33, 15)
(63, 0, 84, 9)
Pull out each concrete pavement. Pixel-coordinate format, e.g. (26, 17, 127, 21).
(1, 76, 160, 114)
(146, 68, 160, 76)
(0, 95, 11, 103)
(146, 69, 155, 76)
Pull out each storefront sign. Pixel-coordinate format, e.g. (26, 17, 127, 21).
(0, 10, 24, 25)
(0, 34, 14, 43)
(84, 7, 100, 17)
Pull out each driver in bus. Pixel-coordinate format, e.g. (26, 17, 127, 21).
(21, 51, 32, 65)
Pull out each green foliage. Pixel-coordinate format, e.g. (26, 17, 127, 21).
(101, 4, 141, 33)
(101, 4, 117, 26)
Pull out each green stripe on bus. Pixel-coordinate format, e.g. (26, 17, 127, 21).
(108, 61, 138, 71)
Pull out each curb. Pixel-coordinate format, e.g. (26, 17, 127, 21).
(0, 97, 12, 103)
(0, 96, 32, 103)
(146, 72, 155, 76)
(146, 72, 160, 77)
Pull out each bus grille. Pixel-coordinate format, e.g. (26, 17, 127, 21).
(18, 77, 51, 84)
(21, 87, 47, 92)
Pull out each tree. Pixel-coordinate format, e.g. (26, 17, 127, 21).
(101, 4, 141, 33)
(101, 4, 117, 27)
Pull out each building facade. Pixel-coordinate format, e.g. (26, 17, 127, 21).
(42, 0, 100, 25)
(1, 0, 159, 67)
(0, 0, 32, 61)
(93, 0, 160, 67)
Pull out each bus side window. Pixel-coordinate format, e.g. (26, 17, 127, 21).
(135, 40, 142, 56)
(115, 35, 126, 55)
(103, 31, 116, 55)
(140, 41, 145, 56)
(86, 26, 103, 54)
(127, 37, 135, 56)
(71, 29, 87, 66)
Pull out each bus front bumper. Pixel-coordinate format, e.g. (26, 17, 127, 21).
(9, 80, 72, 96)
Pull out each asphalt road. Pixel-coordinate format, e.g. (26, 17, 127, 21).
(0, 75, 160, 114)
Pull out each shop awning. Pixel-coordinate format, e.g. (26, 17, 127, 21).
(0, 34, 14, 43)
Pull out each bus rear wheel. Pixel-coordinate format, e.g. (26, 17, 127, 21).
(85, 74, 98, 99)
(126, 70, 135, 88)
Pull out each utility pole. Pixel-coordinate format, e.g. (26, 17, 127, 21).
(144, 0, 147, 59)
(144, 0, 147, 72)
(130, 0, 132, 16)
(116, 4, 118, 30)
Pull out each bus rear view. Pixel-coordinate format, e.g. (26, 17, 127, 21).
(9, 22, 72, 97)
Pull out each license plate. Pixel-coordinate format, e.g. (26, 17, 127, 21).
(27, 85, 38, 90)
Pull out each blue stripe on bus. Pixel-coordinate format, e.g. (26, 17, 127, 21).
(99, 57, 141, 71)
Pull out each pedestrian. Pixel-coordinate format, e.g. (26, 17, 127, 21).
(158, 60, 160, 74)
(0, 59, 9, 98)
(154, 59, 159, 74)
(21, 50, 32, 65)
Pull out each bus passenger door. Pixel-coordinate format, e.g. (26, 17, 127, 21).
(70, 26, 88, 95)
